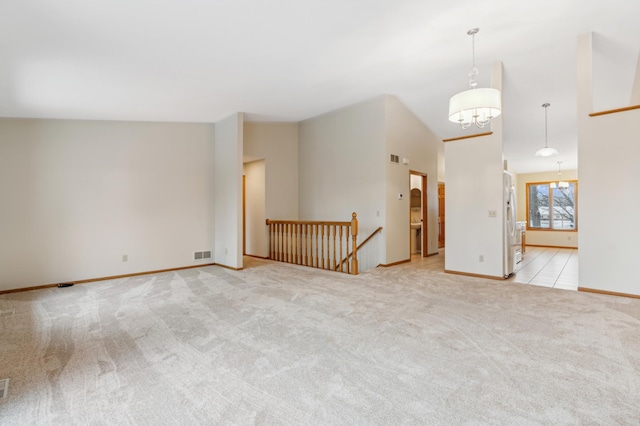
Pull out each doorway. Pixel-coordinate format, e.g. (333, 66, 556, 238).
(410, 171, 428, 258)
(438, 183, 445, 248)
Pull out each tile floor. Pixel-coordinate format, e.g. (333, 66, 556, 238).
(409, 246, 579, 291)
(510, 246, 578, 290)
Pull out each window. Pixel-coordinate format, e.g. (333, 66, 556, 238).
(527, 181, 577, 230)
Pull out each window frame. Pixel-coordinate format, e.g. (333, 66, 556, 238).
(525, 180, 578, 231)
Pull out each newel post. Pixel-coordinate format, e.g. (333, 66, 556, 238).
(351, 212, 358, 275)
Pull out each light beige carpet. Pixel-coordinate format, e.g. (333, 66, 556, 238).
(1, 257, 639, 425)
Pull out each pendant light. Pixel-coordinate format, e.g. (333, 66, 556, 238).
(448, 28, 502, 129)
(550, 161, 569, 189)
(535, 103, 559, 157)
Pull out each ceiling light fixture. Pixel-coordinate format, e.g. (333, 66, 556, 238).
(550, 161, 569, 189)
(535, 103, 559, 157)
(448, 28, 501, 129)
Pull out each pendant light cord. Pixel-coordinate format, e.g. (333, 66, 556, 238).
(467, 28, 479, 89)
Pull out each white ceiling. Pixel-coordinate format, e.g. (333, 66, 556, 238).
(2, 0, 639, 173)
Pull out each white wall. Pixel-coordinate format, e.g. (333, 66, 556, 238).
(0, 118, 215, 291)
(243, 160, 266, 257)
(578, 33, 640, 295)
(444, 63, 506, 278)
(298, 96, 386, 269)
(578, 111, 640, 294)
(385, 95, 440, 261)
(444, 134, 505, 277)
(516, 170, 578, 248)
(243, 122, 299, 257)
(214, 113, 243, 269)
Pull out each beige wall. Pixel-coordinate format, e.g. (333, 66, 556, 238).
(243, 160, 266, 257)
(385, 95, 440, 260)
(516, 170, 579, 248)
(0, 118, 215, 291)
(243, 121, 299, 257)
(298, 96, 386, 270)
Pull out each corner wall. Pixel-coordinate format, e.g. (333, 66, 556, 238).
(444, 133, 505, 277)
(298, 96, 386, 268)
(0, 118, 215, 291)
(385, 95, 440, 262)
(243, 122, 299, 257)
(578, 33, 640, 295)
(214, 113, 244, 269)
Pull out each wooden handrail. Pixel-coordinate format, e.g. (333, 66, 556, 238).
(442, 131, 493, 142)
(589, 104, 640, 117)
(336, 226, 382, 271)
(266, 212, 359, 275)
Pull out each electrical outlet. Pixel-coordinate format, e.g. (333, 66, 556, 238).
(122, 254, 128, 262)
(224, 248, 228, 255)
(479, 255, 484, 262)
(488, 210, 497, 218)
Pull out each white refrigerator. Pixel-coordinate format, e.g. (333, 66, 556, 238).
(503, 171, 518, 277)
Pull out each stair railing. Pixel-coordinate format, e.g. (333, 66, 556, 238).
(266, 212, 359, 275)
(335, 226, 382, 272)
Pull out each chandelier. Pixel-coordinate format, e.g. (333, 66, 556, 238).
(535, 103, 559, 157)
(448, 28, 501, 129)
(550, 161, 569, 189)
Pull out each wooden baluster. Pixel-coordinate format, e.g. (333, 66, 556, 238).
(338, 225, 344, 272)
(277, 223, 281, 261)
(327, 225, 331, 270)
(289, 223, 293, 264)
(293, 223, 297, 264)
(300, 223, 304, 265)
(315, 224, 319, 268)
(331, 225, 336, 272)
(271, 222, 275, 260)
(308, 224, 313, 267)
(306, 224, 310, 267)
(320, 225, 325, 269)
(278, 223, 284, 262)
(299, 223, 302, 265)
(351, 212, 358, 275)
(306, 224, 310, 266)
(282, 223, 286, 262)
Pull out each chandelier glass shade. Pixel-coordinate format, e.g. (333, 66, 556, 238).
(448, 28, 501, 129)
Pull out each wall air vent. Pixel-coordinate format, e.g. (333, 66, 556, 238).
(194, 252, 203, 260)
(389, 154, 400, 164)
(202, 251, 212, 259)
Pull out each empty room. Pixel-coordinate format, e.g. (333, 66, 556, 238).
(2, 1, 640, 424)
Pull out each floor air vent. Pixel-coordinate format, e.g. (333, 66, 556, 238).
(0, 378, 9, 399)
(194, 251, 212, 261)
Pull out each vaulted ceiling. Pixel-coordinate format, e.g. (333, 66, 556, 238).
(1, 0, 639, 173)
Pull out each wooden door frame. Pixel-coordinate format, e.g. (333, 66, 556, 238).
(410, 171, 428, 258)
(438, 182, 445, 248)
